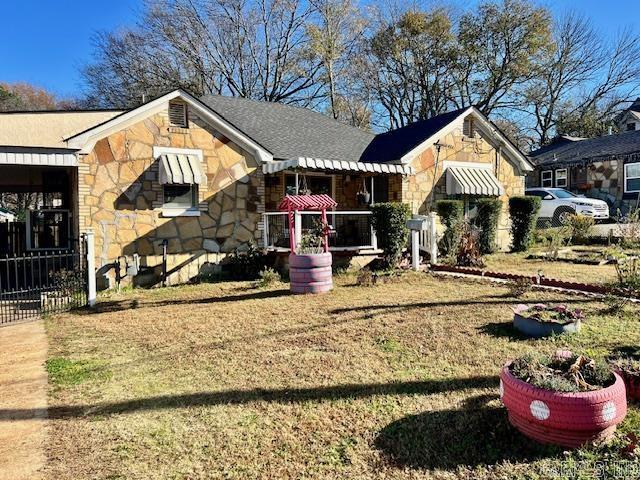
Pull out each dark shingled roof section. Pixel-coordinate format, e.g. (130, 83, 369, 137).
(360, 108, 469, 163)
(200, 95, 375, 162)
(530, 130, 640, 167)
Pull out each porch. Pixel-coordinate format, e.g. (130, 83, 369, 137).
(262, 161, 409, 252)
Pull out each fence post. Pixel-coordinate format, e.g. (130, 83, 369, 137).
(411, 229, 420, 271)
(85, 230, 97, 307)
(429, 212, 438, 265)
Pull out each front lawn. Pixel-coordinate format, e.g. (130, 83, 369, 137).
(44, 274, 639, 479)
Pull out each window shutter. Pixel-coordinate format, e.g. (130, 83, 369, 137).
(168, 102, 188, 127)
(463, 118, 474, 137)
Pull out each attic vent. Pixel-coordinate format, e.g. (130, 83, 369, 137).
(463, 118, 475, 138)
(169, 102, 188, 128)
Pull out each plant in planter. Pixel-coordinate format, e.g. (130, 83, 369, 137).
(609, 356, 640, 401)
(500, 351, 627, 448)
(511, 303, 583, 338)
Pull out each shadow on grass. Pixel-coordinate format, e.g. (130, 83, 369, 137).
(330, 295, 587, 319)
(375, 394, 558, 469)
(75, 289, 291, 315)
(477, 322, 532, 341)
(0, 375, 498, 421)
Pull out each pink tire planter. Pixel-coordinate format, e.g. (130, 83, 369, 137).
(500, 363, 627, 448)
(289, 252, 333, 294)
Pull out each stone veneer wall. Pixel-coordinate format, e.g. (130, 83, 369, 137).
(77, 102, 264, 288)
(401, 125, 525, 250)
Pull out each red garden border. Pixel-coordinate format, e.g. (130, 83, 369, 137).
(431, 264, 612, 295)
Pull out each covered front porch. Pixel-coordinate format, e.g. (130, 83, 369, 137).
(0, 154, 79, 256)
(262, 158, 411, 252)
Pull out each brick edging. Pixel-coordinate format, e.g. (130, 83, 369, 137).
(430, 264, 610, 295)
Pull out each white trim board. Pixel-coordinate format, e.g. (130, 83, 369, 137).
(66, 89, 273, 164)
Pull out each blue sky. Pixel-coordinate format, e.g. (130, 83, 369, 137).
(1, 0, 639, 98)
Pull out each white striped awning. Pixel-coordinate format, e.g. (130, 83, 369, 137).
(262, 157, 413, 175)
(0, 149, 78, 166)
(446, 166, 504, 196)
(159, 154, 205, 185)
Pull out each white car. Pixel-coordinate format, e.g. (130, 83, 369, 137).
(525, 188, 609, 224)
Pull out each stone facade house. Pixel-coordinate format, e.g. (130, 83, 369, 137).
(527, 130, 640, 214)
(0, 90, 531, 288)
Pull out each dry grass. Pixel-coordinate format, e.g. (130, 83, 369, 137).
(43, 274, 639, 479)
(484, 252, 618, 285)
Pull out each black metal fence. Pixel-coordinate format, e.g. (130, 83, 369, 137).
(0, 240, 87, 325)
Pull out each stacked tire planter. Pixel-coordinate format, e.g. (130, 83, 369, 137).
(289, 252, 333, 294)
(500, 362, 627, 448)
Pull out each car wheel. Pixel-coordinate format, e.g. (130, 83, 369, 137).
(553, 206, 575, 226)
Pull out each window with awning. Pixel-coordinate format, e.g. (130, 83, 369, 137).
(446, 166, 504, 196)
(158, 154, 205, 185)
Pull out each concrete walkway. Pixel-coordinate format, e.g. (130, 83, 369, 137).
(0, 320, 48, 480)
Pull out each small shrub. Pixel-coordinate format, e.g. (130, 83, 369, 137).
(227, 243, 269, 280)
(539, 227, 570, 260)
(507, 277, 533, 297)
(455, 221, 485, 267)
(436, 200, 464, 256)
(257, 267, 281, 287)
(356, 268, 375, 286)
(604, 248, 640, 310)
(474, 198, 502, 254)
(566, 214, 595, 244)
(370, 202, 410, 268)
(509, 196, 541, 252)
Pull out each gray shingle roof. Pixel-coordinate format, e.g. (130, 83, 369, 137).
(199, 95, 375, 162)
(529, 130, 640, 167)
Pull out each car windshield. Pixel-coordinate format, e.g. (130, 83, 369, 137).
(550, 189, 577, 199)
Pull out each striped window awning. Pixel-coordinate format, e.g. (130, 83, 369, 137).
(262, 157, 413, 175)
(159, 154, 205, 185)
(446, 166, 504, 196)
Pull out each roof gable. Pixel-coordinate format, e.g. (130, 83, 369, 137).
(66, 90, 273, 163)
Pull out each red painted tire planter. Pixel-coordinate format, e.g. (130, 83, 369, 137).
(500, 362, 627, 448)
(289, 253, 333, 294)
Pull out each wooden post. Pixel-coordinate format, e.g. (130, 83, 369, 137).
(294, 210, 302, 251)
(84, 230, 96, 307)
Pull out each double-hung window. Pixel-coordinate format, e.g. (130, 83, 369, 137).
(624, 162, 640, 193)
(541, 170, 553, 188)
(555, 169, 568, 188)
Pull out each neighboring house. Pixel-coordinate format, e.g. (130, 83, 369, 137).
(527, 130, 640, 214)
(0, 89, 530, 288)
(0, 207, 15, 222)
(617, 98, 640, 132)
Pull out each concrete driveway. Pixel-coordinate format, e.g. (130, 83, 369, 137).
(0, 320, 48, 480)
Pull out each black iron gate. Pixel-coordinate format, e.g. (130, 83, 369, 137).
(0, 237, 88, 325)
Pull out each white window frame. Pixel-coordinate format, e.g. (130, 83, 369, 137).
(541, 170, 553, 188)
(153, 146, 203, 217)
(624, 162, 640, 193)
(555, 168, 568, 188)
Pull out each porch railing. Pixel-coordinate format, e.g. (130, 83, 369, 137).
(263, 211, 378, 251)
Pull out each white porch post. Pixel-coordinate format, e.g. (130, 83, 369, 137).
(262, 213, 269, 248)
(411, 230, 420, 271)
(84, 229, 97, 307)
(429, 212, 438, 264)
(294, 210, 302, 250)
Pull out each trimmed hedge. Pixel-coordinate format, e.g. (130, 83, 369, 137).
(436, 200, 465, 257)
(475, 198, 502, 254)
(371, 202, 410, 268)
(509, 196, 541, 252)
(436, 200, 464, 227)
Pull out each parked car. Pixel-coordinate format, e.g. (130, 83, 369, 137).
(525, 187, 609, 224)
